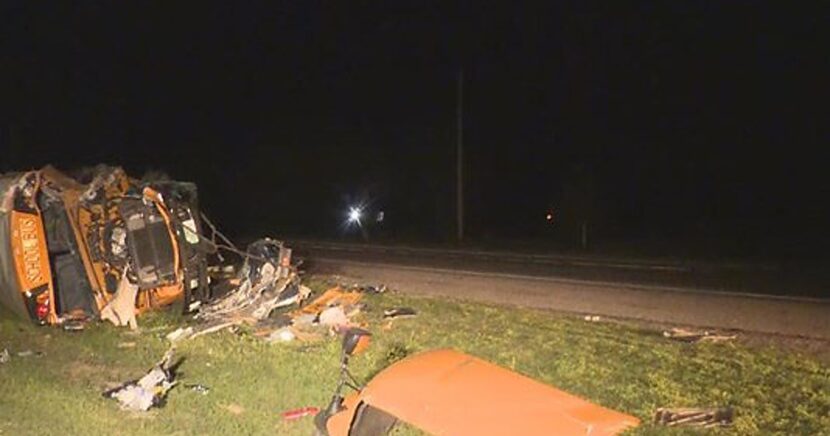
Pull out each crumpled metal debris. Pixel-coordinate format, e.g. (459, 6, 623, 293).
(291, 286, 364, 332)
(185, 239, 310, 339)
(168, 246, 374, 343)
(104, 348, 179, 411)
(185, 383, 210, 395)
(0, 348, 9, 364)
(654, 407, 734, 427)
(294, 287, 363, 317)
(663, 327, 736, 343)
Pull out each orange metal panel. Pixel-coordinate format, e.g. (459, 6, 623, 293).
(294, 287, 363, 316)
(327, 393, 363, 434)
(330, 349, 639, 436)
(136, 283, 184, 313)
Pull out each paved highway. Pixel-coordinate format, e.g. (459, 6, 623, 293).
(294, 241, 827, 298)
(293, 241, 830, 340)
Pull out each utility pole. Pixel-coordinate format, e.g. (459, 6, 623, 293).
(456, 69, 464, 242)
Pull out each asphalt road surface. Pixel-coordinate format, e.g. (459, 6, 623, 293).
(295, 242, 830, 340)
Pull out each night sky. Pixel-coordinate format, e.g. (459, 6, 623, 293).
(2, 2, 827, 258)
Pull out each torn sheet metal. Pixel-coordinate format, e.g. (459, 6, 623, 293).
(323, 349, 641, 436)
(287, 286, 365, 332)
(186, 239, 309, 339)
(100, 271, 140, 329)
(182, 283, 367, 343)
(294, 287, 363, 316)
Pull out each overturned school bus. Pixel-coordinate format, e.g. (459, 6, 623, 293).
(0, 166, 209, 326)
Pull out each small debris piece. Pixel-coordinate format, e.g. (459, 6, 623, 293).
(663, 327, 736, 343)
(292, 313, 317, 326)
(207, 264, 236, 279)
(654, 407, 733, 427)
(319, 306, 349, 327)
(62, 318, 88, 331)
(166, 327, 194, 343)
(117, 342, 137, 349)
(185, 383, 210, 395)
(104, 348, 179, 411)
(15, 350, 44, 358)
(282, 406, 320, 421)
(358, 284, 387, 294)
(267, 312, 294, 325)
(383, 307, 417, 319)
(60, 310, 91, 331)
(266, 327, 296, 343)
(583, 315, 601, 322)
(0, 348, 9, 364)
(188, 321, 236, 340)
(270, 284, 312, 310)
(343, 303, 364, 318)
(295, 287, 363, 316)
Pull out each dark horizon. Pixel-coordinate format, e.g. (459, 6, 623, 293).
(2, 2, 828, 259)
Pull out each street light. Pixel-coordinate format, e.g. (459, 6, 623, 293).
(348, 207, 362, 226)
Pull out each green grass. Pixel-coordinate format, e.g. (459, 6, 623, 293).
(1, 279, 829, 435)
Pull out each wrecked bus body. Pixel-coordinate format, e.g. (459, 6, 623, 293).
(0, 166, 209, 326)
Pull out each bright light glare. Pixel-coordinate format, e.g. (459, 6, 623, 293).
(348, 207, 362, 224)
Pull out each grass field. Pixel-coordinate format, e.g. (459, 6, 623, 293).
(1, 279, 829, 435)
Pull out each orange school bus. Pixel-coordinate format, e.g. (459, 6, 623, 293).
(0, 166, 209, 325)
